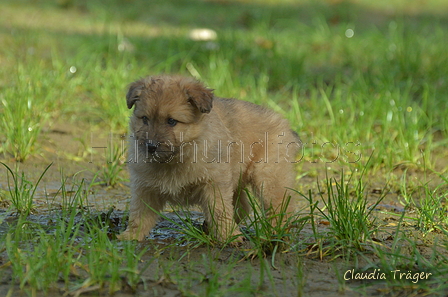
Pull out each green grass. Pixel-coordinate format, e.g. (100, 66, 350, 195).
(300, 167, 385, 252)
(1, 167, 148, 296)
(1, 0, 447, 168)
(398, 169, 448, 233)
(242, 190, 309, 260)
(1, 0, 448, 295)
(1, 162, 52, 216)
(0, 65, 52, 162)
(97, 140, 126, 187)
(4, 214, 148, 296)
(0, 145, 447, 295)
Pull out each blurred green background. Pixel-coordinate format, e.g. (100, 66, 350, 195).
(1, 0, 447, 170)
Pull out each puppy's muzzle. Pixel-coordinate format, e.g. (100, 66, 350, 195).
(146, 142, 159, 154)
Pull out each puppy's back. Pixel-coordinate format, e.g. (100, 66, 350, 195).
(213, 97, 298, 141)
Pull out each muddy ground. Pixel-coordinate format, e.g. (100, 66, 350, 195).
(1, 124, 447, 296)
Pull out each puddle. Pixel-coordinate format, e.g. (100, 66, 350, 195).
(0, 207, 205, 245)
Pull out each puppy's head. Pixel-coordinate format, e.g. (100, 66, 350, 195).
(126, 75, 214, 163)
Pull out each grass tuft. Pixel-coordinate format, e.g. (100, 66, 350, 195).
(299, 164, 386, 255)
(242, 190, 309, 261)
(1, 162, 52, 216)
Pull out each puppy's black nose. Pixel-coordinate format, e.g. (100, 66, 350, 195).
(146, 142, 158, 154)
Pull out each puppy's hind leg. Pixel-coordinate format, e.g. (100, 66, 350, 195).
(201, 183, 243, 244)
(233, 188, 251, 225)
(251, 164, 297, 227)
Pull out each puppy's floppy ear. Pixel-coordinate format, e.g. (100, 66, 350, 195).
(126, 81, 144, 109)
(185, 80, 214, 114)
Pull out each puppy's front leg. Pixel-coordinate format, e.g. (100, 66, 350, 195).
(117, 188, 163, 241)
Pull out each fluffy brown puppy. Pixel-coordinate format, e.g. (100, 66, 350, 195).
(117, 75, 301, 243)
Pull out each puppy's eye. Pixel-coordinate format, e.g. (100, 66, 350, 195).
(167, 118, 178, 127)
(142, 116, 149, 125)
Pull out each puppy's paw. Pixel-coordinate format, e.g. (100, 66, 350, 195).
(116, 229, 143, 241)
(227, 234, 246, 247)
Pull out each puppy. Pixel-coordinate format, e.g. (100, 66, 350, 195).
(117, 75, 301, 243)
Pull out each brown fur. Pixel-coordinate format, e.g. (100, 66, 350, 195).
(117, 75, 301, 243)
